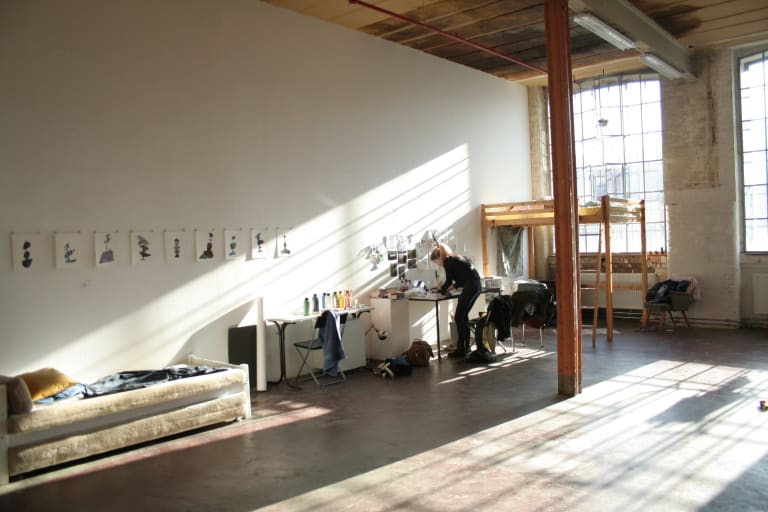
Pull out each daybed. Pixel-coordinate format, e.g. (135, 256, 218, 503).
(1, 354, 251, 484)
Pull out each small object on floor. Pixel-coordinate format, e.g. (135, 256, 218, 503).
(481, 350, 496, 363)
(760, 400, 767, 412)
(464, 350, 495, 363)
(376, 361, 394, 378)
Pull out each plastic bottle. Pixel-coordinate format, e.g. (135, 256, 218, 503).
(321, 292, 327, 309)
(338, 291, 345, 309)
(312, 293, 319, 313)
(345, 290, 351, 309)
(303, 297, 310, 316)
(332, 291, 337, 308)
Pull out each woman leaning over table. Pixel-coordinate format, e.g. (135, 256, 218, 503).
(430, 243, 483, 358)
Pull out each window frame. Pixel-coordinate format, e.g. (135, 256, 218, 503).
(735, 45, 768, 254)
(569, 73, 667, 254)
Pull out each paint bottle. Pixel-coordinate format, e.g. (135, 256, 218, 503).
(345, 290, 351, 309)
(312, 293, 319, 313)
(332, 292, 338, 308)
(303, 297, 310, 316)
(321, 293, 327, 309)
(338, 291, 345, 309)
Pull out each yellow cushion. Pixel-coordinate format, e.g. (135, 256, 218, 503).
(18, 368, 78, 401)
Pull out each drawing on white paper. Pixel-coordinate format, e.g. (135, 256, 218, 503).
(95, 231, 118, 267)
(196, 230, 215, 261)
(12, 233, 42, 271)
(131, 231, 155, 264)
(225, 229, 246, 260)
(164, 230, 186, 263)
(250, 227, 270, 260)
(276, 228, 293, 258)
(55, 232, 83, 269)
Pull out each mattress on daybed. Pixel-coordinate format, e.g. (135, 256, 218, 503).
(8, 367, 246, 435)
(6, 366, 249, 476)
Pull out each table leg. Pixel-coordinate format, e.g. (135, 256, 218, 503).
(434, 301, 441, 359)
(267, 320, 294, 385)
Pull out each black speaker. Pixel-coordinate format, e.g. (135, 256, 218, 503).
(228, 325, 257, 385)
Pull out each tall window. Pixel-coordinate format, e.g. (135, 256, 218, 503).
(739, 49, 768, 253)
(571, 73, 666, 253)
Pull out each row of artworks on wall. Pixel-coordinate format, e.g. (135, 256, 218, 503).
(10, 228, 294, 271)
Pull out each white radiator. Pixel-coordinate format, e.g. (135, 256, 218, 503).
(754, 273, 768, 315)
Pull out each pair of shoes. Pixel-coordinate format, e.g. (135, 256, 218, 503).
(448, 348, 467, 358)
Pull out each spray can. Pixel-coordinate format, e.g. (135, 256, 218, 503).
(303, 297, 310, 316)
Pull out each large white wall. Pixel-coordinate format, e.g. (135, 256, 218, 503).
(0, 1, 531, 380)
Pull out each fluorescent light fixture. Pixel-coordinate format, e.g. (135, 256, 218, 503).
(573, 13, 635, 51)
(640, 53, 686, 80)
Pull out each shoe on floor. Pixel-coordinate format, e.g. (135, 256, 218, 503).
(448, 348, 467, 358)
(465, 350, 496, 363)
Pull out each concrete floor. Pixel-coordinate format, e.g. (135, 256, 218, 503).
(2, 320, 767, 511)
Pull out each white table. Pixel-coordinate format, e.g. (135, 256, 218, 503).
(265, 306, 373, 386)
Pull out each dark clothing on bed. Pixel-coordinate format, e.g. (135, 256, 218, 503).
(83, 366, 224, 397)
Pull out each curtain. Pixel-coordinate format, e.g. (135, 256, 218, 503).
(496, 226, 523, 277)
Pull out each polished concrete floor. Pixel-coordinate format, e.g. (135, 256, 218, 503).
(2, 320, 767, 511)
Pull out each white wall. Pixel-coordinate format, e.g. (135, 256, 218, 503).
(0, 0, 530, 380)
(664, 48, 741, 326)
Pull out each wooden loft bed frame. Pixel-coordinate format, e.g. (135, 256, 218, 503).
(480, 195, 648, 343)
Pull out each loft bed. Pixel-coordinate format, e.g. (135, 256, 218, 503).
(480, 195, 648, 344)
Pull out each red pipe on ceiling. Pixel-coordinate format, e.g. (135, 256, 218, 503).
(349, 0, 547, 75)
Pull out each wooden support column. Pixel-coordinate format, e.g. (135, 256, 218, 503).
(481, 212, 490, 276)
(527, 227, 536, 278)
(602, 195, 614, 341)
(545, 0, 582, 396)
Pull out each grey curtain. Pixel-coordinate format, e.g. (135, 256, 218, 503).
(496, 226, 523, 277)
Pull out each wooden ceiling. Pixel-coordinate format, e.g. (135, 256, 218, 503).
(262, 0, 768, 85)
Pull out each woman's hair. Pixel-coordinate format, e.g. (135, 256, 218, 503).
(430, 243, 453, 261)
